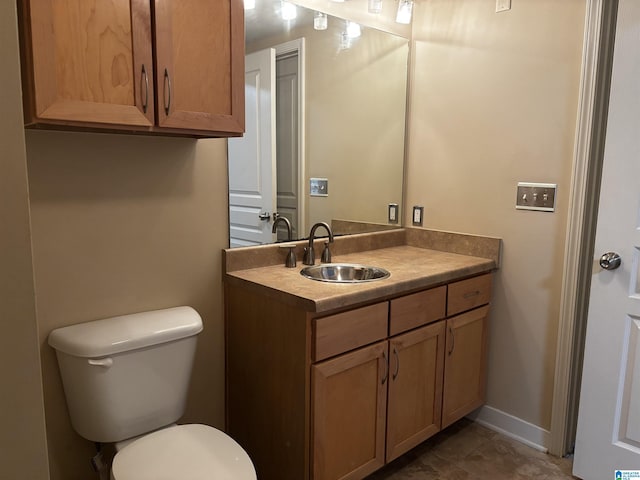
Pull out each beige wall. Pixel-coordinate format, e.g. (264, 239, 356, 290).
(2, 0, 588, 477)
(249, 20, 407, 231)
(405, 0, 586, 430)
(25, 130, 229, 480)
(0, 2, 50, 479)
(304, 23, 407, 228)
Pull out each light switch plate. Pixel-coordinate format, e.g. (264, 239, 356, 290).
(496, 0, 511, 13)
(516, 182, 557, 212)
(310, 178, 328, 197)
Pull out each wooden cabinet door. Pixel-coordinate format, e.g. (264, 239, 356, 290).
(154, 0, 244, 134)
(312, 342, 387, 480)
(442, 305, 490, 428)
(20, 0, 154, 127)
(386, 320, 445, 462)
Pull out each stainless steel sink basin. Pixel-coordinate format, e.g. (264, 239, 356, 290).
(300, 263, 390, 283)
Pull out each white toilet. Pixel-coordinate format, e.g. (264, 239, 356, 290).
(48, 306, 256, 480)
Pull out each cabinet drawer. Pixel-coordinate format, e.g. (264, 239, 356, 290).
(313, 303, 388, 361)
(447, 273, 492, 316)
(389, 286, 446, 336)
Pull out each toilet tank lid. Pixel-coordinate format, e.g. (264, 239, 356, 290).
(48, 306, 203, 358)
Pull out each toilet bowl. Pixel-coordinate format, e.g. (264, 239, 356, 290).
(48, 306, 256, 480)
(111, 424, 255, 480)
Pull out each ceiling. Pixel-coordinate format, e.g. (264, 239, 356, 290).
(245, 0, 318, 46)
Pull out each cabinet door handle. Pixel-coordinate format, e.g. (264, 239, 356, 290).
(381, 350, 389, 385)
(163, 68, 172, 115)
(140, 64, 149, 113)
(448, 326, 455, 356)
(463, 290, 480, 299)
(392, 347, 399, 380)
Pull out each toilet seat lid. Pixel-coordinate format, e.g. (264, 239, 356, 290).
(111, 424, 256, 480)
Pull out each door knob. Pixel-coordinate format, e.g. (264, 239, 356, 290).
(599, 252, 621, 270)
(258, 212, 271, 221)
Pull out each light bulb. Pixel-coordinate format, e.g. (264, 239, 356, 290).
(395, 0, 412, 24)
(314, 11, 328, 30)
(281, 0, 297, 20)
(368, 0, 382, 14)
(340, 31, 351, 50)
(346, 21, 361, 38)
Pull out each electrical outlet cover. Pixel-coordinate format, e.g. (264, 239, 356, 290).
(412, 206, 424, 226)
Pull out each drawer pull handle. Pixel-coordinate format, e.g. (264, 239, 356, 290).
(448, 327, 455, 356)
(392, 347, 399, 380)
(381, 350, 389, 384)
(463, 290, 480, 299)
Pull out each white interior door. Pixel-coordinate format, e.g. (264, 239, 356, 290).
(574, 1, 640, 477)
(275, 53, 299, 241)
(228, 48, 276, 247)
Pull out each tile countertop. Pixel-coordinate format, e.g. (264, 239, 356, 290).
(224, 245, 496, 314)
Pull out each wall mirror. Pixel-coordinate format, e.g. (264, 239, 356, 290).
(228, 0, 409, 247)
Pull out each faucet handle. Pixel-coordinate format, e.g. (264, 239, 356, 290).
(279, 244, 297, 268)
(303, 246, 315, 265)
(321, 241, 332, 263)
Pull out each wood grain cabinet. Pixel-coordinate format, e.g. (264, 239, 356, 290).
(442, 305, 489, 428)
(18, 0, 244, 136)
(442, 273, 492, 428)
(312, 341, 388, 480)
(225, 272, 493, 480)
(311, 298, 447, 479)
(386, 320, 446, 462)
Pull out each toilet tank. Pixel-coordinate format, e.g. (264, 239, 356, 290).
(48, 307, 203, 443)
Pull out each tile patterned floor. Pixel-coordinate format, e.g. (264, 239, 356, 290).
(367, 419, 578, 480)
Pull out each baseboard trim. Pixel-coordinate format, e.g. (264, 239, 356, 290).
(467, 405, 551, 453)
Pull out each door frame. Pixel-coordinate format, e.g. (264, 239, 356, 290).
(275, 38, 307, 236)
(550, 0, 618, 456)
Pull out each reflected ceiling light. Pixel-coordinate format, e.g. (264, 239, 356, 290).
(346, 21, 361, 38)
(395, 0, 413, 24)
(281, 0, 297, 20)
(340, 31, 352, 50)
(244, 0, 255, 9)
(314, 11, 328, 30)
(368, 0, 382, 14)
(330, 0, 345, 3)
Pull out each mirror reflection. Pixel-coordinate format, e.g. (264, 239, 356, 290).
(228, 0, 409, 247)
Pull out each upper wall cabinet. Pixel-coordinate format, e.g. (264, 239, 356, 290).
(18, 0, 244, 137)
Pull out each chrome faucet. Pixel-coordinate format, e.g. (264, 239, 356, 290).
(303, 222, 334, 265)
(272, 215, 293, 241)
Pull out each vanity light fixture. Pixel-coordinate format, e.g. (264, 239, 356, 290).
(244, 0, 255, 10)
(314, 11, 328, 30)
(395, 0, 413, 24)
(368, 0, 383, 14)
(346, 21, 361, 38)
(281, 0, 297, 20)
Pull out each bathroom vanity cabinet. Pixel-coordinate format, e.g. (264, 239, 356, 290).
(17, 0, 244, 137)
(225, 267, 492, 480)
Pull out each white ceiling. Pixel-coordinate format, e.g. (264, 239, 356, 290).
(245, 0, 323, 45)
